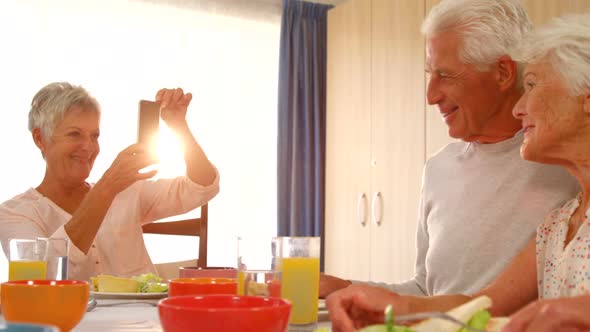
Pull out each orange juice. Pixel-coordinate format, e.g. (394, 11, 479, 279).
(281, 257, 320, 324)
(237, 270, 282, 297)
(237, 270, 245, 295)
(9, 260, 47, 281)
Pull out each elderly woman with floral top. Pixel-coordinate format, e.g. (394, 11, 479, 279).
(326, 13, 590, 332)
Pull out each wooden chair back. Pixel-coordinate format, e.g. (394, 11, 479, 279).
(142, 204, 208, 268)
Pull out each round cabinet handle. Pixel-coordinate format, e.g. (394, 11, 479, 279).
(372, 191, 383, 226)
(357, 192, 367, 226)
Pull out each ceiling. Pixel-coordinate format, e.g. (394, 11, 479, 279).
(138, 0, 346, 13)
(256, 0, 346, 4)
(136, 0, 346, 23)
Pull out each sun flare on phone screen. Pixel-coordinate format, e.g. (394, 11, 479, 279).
(157, 124, 185, 177)
(141, 124, 185, 178)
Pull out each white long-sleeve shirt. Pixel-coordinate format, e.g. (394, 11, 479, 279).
(0, 174, 219, 282)
(365, 131, 579, 296)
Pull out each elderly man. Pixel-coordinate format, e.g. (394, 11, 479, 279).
(320, 0, 579, 298)
(327, 13, 590, 332)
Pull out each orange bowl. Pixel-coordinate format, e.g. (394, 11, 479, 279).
(1, 280, 89, 332)
(158, 294, 291, 332)
(168, 277, 237, 297)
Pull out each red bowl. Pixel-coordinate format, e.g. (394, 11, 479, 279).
(158, 294, 291, 332)
(168, 278, 237, 297)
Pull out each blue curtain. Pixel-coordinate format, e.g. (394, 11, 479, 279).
(277, 0, 332, 256)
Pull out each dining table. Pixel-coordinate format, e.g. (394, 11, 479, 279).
(1, 298, 333, 332)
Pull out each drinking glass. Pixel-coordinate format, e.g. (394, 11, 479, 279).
(8, 238, 69, 281)
(40, 238, 69, 280)
(237, 236, 282, 297)
(8, 239, 47, 281)
(277, 236, 321, 328)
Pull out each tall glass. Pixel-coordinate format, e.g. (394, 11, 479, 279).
(237, 236, 282, 297)
(277, 236, 321, 328)
(40, 238, 69, 280)
(8, 239, 47, 281)
(8, 238, 69, 281)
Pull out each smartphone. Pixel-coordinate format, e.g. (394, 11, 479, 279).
(138, 100, 160, 145)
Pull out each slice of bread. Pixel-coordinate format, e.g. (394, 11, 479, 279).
(94, 274, 140, 293)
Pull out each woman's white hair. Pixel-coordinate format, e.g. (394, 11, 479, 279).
(514, 14, 590, 96)
(28, 82, 100, 140)
(422, 0, 532, 72)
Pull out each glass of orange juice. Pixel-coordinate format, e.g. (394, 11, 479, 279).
(277, 236, 320, 328)
(237, 236, 282, 297)
(8, 239, 47, 281)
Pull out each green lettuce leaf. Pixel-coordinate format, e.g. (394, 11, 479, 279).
(131, 273, 168, 293)
(460, 310, 491, 332)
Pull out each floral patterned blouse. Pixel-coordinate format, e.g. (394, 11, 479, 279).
(536, 193, 590, 298)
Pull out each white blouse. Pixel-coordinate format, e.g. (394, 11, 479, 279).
(536, 193, 590, 298)
(0, 173, 219, 282)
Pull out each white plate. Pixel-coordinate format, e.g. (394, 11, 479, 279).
(90, 291, 168, 299)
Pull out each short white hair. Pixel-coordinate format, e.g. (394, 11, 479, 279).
(514, 14, 590, 96)
(422, 0, 531, 72)
(28, 82, 100, 139)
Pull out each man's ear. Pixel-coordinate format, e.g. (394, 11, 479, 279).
(496, 55, 518, 91)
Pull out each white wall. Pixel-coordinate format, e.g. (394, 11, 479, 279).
(0, 0, 280, 280)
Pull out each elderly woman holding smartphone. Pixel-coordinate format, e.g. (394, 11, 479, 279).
(327, 13, 590, 332)
(0, 82, 219, 281)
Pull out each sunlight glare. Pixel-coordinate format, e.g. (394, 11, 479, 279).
(155, 123, 186, 178)
(138, 123, 184, 177)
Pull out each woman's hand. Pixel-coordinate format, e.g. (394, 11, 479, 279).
(327, 284, 407, 332)
(502, 296, 590, 332)
(98, 144, 158, 196)
(156, 87, 191, 130)
(64, 144, 158, 254)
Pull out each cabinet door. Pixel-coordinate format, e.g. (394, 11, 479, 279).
(370, 0, 425, 282)
(522, 0, 590, 25)
(325, 0, 372, 281)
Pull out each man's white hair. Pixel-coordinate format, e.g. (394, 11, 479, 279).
(28, 82, 100, 140)
(422, 0, 531, 75)
(514, 14, 590, 96)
